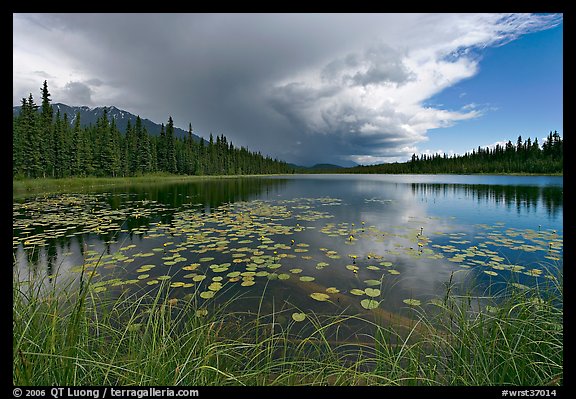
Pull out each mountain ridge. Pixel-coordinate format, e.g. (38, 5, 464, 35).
(13, 102, 204, 142)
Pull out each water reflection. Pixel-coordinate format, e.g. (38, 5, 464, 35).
(13, 175, 563, 324)
(14, 177, 289, 277)
(410, 183, 563, 218)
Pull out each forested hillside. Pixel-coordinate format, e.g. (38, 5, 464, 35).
(345, 132, 562, 174)
(13, 82, 292, 178)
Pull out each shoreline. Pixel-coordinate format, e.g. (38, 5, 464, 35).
(13, 172, 563, 199)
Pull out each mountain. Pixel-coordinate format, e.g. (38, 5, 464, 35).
(308, 163, 345, 170)
(13, 103, 203, 142)
(288, 161, 358, 172)
(287, 163, 350, 171)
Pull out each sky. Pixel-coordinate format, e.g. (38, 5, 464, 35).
(13, 13, 563, 167)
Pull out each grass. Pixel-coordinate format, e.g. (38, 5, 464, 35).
(13, 259, 563, 386)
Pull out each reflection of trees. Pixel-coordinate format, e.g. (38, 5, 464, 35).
(410, 183, 563, 218)
(14, 178, 288, 272)
(105, 177, 288, 209)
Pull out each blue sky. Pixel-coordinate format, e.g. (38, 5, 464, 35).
(423, 24, 563, 156)
(13, 13, 563, 166)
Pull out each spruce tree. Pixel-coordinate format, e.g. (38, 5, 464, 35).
(166, 116, 177, 173)
(157, 123, 166, 172)
(40, 80, 54, 177)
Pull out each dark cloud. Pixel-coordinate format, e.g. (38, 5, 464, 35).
(13, 13, 562, 166)
(84, 78, 103, 87)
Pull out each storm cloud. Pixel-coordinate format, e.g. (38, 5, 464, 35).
(13, 13, 562, 165)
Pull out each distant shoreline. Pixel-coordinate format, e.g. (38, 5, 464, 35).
(13, 172, 562, 199)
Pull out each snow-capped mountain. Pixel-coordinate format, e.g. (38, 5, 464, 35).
(13, 103, 203, 142)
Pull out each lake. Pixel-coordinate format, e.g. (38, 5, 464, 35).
(13, 174, 563, 338)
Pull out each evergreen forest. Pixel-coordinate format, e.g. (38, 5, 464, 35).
(13, 81, 292, 179)
(13, 81, 562, 178)
(343, 133, 563, 175)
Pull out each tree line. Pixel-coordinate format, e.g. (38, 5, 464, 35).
(344, 132, 563, 174)
(13, 81, 292, 179)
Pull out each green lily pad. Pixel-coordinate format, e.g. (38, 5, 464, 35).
(299, 276, 315, 282)
(208, 282, 223, 291)
(364, 279, 380, 286)
(292, 312, 306, 322)
(310, 292, 330, 301)
(364, 288, 381, 297)
(350, 289, 365, 296)
(403, 299, 421, 306)
(360, 299, 379, 310)
(200, 291, 215, 299)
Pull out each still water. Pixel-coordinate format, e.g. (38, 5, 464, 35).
(13, 174, 563, 333)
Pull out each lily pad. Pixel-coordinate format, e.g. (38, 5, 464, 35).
(292, 312, 306, 322)
(403, 299, 421, 306)
(360, 299, 379, 310)
(299, 276, 315, 282)
(364, 288, 381, 298)
(200, 291, 215, 299)
(310, 292, 330, 302)
(208, 282, 223, 291)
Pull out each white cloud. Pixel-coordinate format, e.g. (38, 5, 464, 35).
(13, 13, 561, 165)
(269, 13, 562, 164)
